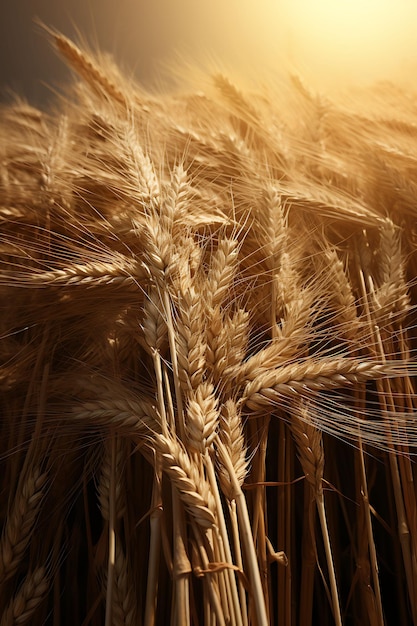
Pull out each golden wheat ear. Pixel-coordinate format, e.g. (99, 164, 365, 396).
(36, 21, 128, 106)
(2, 24, 417, 626)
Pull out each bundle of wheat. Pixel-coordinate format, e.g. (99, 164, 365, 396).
(0, 31, 416, 626)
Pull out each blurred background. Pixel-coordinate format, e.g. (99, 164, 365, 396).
(1, 0, 417, 106)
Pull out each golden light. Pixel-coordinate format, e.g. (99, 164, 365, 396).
(155, 0, 416, 90)
(285, 0, 396, 47)
(114, 0, 417, 91)
(282, 0, 414, 84)
(255, 0, 417, 87)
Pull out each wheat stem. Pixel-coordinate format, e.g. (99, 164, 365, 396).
(353, 386, 385, 626)
(192, 524, 227, 626)
(144, 470, 162, 626)
(204, 449, 243, 626)
(316, 495, 342, 626)
(216, 438, 268, 626)
(172, 489, 191, 626)
(104, 435, 116, 626)
(229, 500, 249, 626)
(163, 289, 185, 441)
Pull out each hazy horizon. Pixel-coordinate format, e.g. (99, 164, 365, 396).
(1, 0, 417, 105)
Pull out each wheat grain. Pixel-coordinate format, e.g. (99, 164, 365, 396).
(103, 540, 137, 626)
(51, 31, 128, 106)
(7, 259, 148, 290)
(175, 284, 207, 394)
(97, 439, 126, 521)
(243, 358, 411, 409)
(206, 308, 249, 390)
(0, 567, 48, 626)
(72, 397, 160, 434)
(373, 218, 410, 323)
(216, 400, 248, 502)
(155, 434, 215, 529)
(206, 237, 239, 308)
(141, 286, 167, 353)
(185, 382, 219, 453)
(0, 467, 47, 583)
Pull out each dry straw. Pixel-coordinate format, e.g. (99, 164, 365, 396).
(1, 30, 417, 625)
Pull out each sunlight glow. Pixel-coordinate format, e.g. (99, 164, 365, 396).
(122, 0, 417, 90)
(267, 0, 416, 86)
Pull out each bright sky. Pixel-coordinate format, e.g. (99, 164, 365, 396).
(137, 0, 417, 90)
(275, 0, 417, 86)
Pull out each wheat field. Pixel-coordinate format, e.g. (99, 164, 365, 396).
(1, 32, 417, 626)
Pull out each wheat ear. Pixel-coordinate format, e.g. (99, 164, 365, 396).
(51, 32, 128, 105)
(97, 438, 126, 522)
(154, 433, 215, 529)
(0, 466, 47, 583)
(0, 567, 49, 626)
(243, 358, 411, 409)
(216, 401, 249, 624)
(111, 540, 137, 626)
